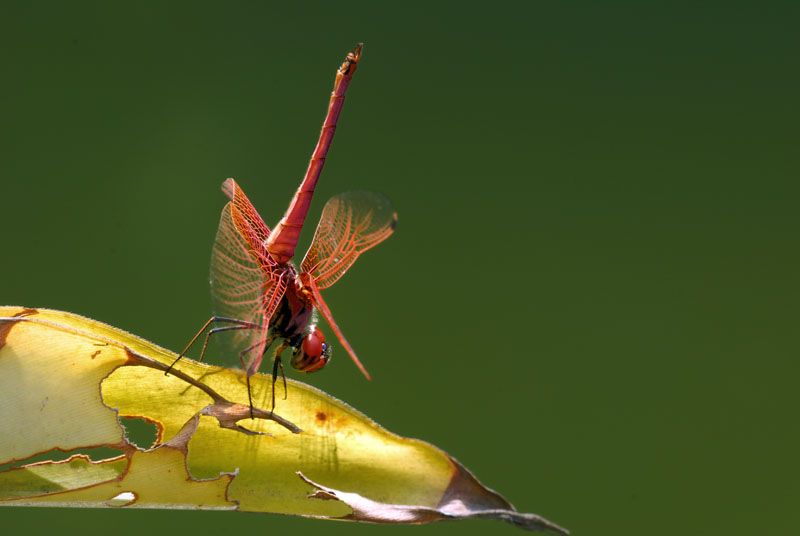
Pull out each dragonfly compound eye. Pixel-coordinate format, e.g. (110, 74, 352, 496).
(290, 327, 331, 373)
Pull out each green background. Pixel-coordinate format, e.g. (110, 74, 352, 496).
(2, 1, 798, 534)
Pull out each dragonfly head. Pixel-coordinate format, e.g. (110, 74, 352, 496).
(290, 325, 331, 373)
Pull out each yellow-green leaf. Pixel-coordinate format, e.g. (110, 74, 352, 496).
(0, 306, 568, 533)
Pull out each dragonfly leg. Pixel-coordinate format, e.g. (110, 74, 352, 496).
(199, 325, 252, 361)
(270, 341, 290, 414)
(237, 353, 257, 420)
(270, 357, 281, 415)
(166, 316, 261, 375)
(237, 335, 271, 419)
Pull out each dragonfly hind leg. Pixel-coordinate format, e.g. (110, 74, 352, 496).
(236, 336, 290, 418)
(166, 316, 262, 375)
(238, 334, 277, 419)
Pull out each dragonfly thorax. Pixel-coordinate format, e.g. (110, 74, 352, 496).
(267, 270, 331, 374)
(268, 272, 310, 340)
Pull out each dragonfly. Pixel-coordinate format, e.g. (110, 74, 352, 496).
(167, 44, 397, 414)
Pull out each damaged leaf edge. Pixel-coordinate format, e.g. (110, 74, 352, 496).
(0, 313, 292, 506)
(1, 309, 570, 533)
(296, 472, 570, 535)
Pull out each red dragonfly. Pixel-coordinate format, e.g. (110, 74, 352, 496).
(167, 44, 397, 413)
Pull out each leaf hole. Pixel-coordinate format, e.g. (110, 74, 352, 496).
(119, 416, 159, 449)
(0, 447, 124, 472)
(106, 491, 137, 507)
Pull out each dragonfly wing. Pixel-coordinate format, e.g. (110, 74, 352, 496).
(300, 191, 397, 289)
(210, 181, 287, 371)
(307, 277, 372, 380)
(221, 178, 271, 244)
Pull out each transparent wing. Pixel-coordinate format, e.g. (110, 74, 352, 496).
(221, 178, 271, 244)
(301, 191, 397, 289)
(209, 179, 287, 372)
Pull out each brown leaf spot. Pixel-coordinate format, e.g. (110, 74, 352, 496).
(91, 343, 108, 360)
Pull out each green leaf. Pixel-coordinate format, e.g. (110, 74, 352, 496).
(0, 306, 568, 533)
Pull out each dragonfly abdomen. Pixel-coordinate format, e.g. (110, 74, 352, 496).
(265, 44, 363, 265)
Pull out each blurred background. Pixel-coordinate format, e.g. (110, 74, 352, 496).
(2, 1, 798, 534)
